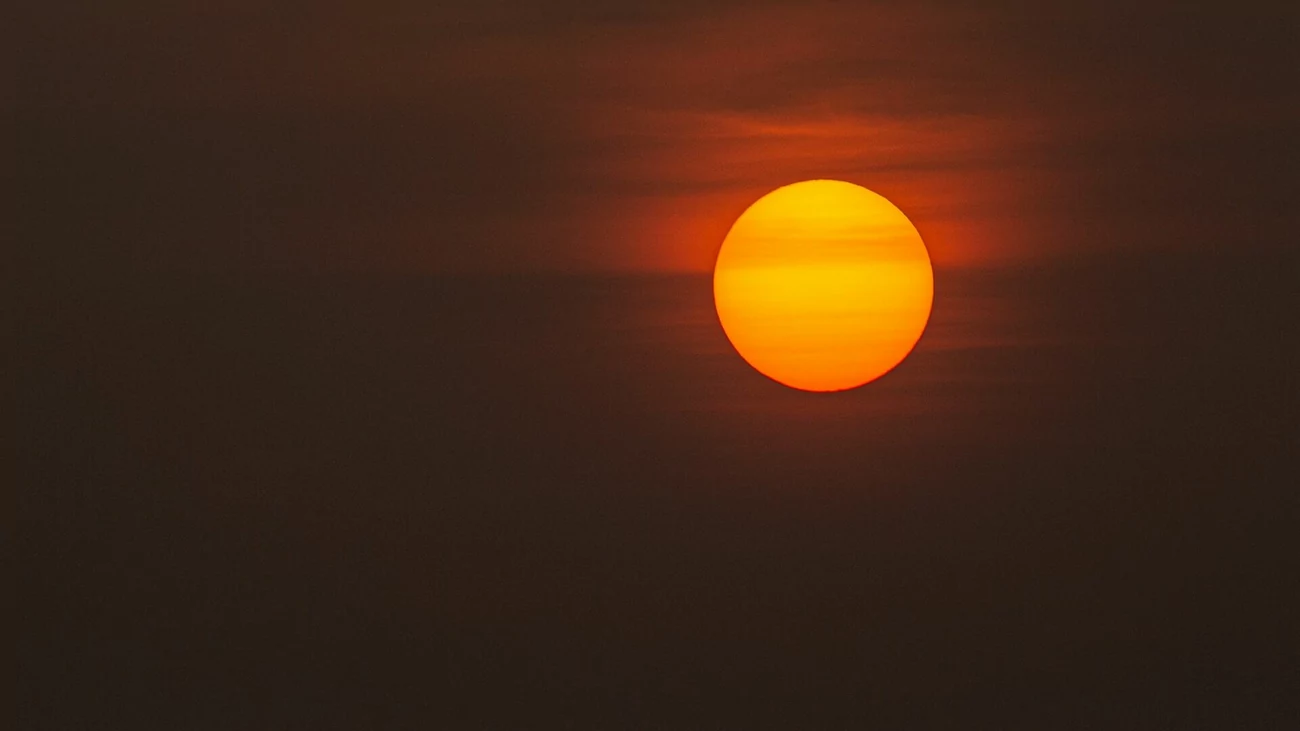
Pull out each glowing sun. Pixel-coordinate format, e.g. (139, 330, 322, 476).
(713, 180, 934, 392)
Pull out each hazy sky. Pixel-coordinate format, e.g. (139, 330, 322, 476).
(18, 1, 1298, 273)
(17, 5, 1299, 727)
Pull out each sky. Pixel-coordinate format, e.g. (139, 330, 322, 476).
(15, 3, 1300, 729)
(19, 1, 1297, 273)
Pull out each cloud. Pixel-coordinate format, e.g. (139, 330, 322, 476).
(16, 1, 1297, 274)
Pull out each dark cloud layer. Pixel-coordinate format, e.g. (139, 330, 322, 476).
(16, 1, 1299, 273)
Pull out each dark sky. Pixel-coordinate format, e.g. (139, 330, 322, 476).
(15, 2, 1300, 729)
(18, 1, 1297, 272)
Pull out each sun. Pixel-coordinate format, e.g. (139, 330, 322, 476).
(713, 180, 934, 392)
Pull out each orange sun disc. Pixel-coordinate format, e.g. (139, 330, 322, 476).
(713, 180, 934, 392)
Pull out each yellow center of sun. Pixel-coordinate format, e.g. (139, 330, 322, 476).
(713, 180, 934, 392)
